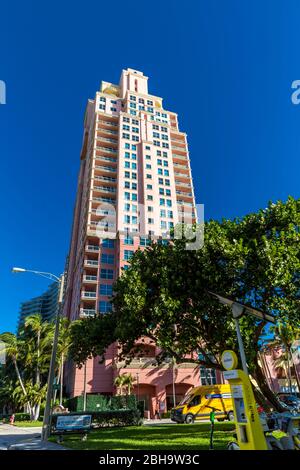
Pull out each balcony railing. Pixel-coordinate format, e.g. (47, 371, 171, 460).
(171, 145, 187, 151)
(82, 291, 97, 298)
(176, 190, 193, 197)
(84, 260, 98, 266)
(92, 196, 116, 204)
(85, 245, 99, 251)
(98, 119, 118, 127)
(97, 128, 118, 135)
(96, 136, 118, 144)
(175, 180, 191, 188)
(94, 175, 117, 183)
(83, 275, 98, 282)
(80, 309, 96, 318)
(96, 146, 117, 154)
(95, 155, 117, 163)
(93, 185, 116, 193)
(94, 165, 117, 173)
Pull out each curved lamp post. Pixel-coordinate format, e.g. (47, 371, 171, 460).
(12, 267, 64, 441)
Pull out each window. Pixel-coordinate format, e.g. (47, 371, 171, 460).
(125, 151, 130, 158)
(159, 188, 164, 195)
(124, 161, 130, 168)
(157, 150, 162, 156)
(146, 164, 151, 169)
(148, 218, 154, 224)
(153, 124, 159, 130)
(146, 174, 152, 179)
(162, 142, 169, 148)
(100, 284, 113, 296)
(157, 159, 162, 166)
(130, 102, 136, 109)
(132, 145, 137, 150)
(160, 221, 167, 229)
(122, 133, 130, 139)
(123, 124, 130, 131)
(101, 239, 115, 248)
(161, 126, 167, 132)
(132, 135, 139, 141)
(162, 113, 167, 118)
(165, 179, 170, 185)
(160, 209, 166, 217)
(123, 116, 130, 122)
(130, 110, 136, 115)
(168, 222, 174, 228)
(100, 97, 106, 102)
(166, 200, 172, 207)
(99, 104, 105, 110)
(100, 269, 114, 279)
(163, 151, 168, 157)
(145, 145, 150, 150)
(124, 235, 134, 245)
(164, 169, 169, 176)
(168, 210, 173, 219)
(124, 192, 130, 200)
(122, 265, 129, 271)
(132, 193, 137, 201)
(147, 184, 153, 190)
(101, 253, 114, 264)
(124, 250, 134, 261)
(138, 98, 144, 104)
(124, 215, 130, 223)
(131, 153, 137, 160)
(200, 367, 217, 385)
(132, 127, 139, 133)
(124, 181, 130, 189)
(132, 182, 137, 190)
(111, 107, 117, 112)
(132, 162, 137, 169)
(147, 100, 153, 105)
(140, 236, 151, 246)
(132, 204, 137, 213)
(147, 195, 153, 200)
(125, 143, 130, 149)
(153, 132, 160, 138)
(158, 168, 163, 175)
(163, 161, 168, 167)
(132, 216, 138, 224)
(139, 105, 145, 110)
(99, 301, 112, 313)
(160, 198, 165, 206)
(153, 140, 160, 147)
(132, 119, 139, 125)
(145, 155, 151, 160)
(124, 203, 130, 211)
(124, 171, 130, 178)
(158, 178, 164, 185)
(147, 206, 153, 212)
(131, 172, 137, 179)
(166, 189, 171, 196)
(162, 134, 168, 140)
(147, 107, 153, 113)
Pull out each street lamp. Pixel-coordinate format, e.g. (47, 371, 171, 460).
(208, 291, 275, 374)
(12, 266, 64, 441)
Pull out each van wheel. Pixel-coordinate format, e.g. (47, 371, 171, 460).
(228, 411, 235, 421)
(185, 414, 194, 424)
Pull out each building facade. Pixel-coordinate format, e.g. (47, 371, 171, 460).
(17, 282, 59, 331)
(63, 68, 222, 417)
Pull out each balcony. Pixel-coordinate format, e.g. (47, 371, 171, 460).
(96, 136, 118, 145)
(94, 165, 117, 174)
(97, 119, 118, 127)
(176, 190, 193, 197)
(92, 185, 116, 194)
(84, 259, 98, 267)
(80, 308, 96, 318)
(173, 163, 189, 171)
(95, 155, 117, 163)
(85, 244, 99, 252)
(177, 200, 194, 207)
(97, 128, 118, 136)
(175, 180, 191, 188)
(92, 196, 116, 204)
(83, 275, 98, 283)
(81, 291, 97, 299)
(94, 175, 116, 183)
(96, 146, 117, 154)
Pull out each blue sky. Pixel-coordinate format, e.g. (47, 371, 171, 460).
(1, 0, 300, 332)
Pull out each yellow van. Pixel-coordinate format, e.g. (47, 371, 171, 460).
(171, 384, 234, 424)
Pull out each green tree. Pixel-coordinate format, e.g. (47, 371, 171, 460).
(69, 197, 300, 410)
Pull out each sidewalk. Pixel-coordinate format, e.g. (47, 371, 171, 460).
(0, 423, 65, 450)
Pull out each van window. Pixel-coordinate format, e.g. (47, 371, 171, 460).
(189, 395, 201, 407)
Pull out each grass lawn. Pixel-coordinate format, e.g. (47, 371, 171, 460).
(13, 421, 43, 428)
(49, 422, 236, 450)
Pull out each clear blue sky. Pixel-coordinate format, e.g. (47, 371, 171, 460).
(1, 0, 299, 332)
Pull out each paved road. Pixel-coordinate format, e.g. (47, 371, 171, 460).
(0, 424, 65, 450)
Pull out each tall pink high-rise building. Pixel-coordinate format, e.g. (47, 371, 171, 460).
(63, 68, 221, 417)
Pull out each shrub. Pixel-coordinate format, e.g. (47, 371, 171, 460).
(14, 413, 31, 421)
(66, 394, 137, 412)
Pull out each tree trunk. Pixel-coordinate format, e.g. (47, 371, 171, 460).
(60, 353, 64, 406)
(33, 403, 40, 421)
(286, 352, 293, 394)
(13, 357, 32, 417)
(252, 358, 286, 411)
(36, 331, 40, 387)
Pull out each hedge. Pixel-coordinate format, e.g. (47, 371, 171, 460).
(67, 394, 137, 412)
(51, 409, 142, 429)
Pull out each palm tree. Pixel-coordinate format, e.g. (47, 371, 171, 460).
(55, 318, 73, 405)
(114, 373, 135, 396)
(270, 322, 300, 393)
(0, 332, 32, 416)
